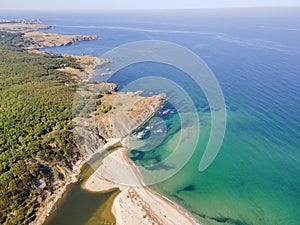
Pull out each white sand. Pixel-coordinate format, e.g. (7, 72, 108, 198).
(84, 147, 200, 225)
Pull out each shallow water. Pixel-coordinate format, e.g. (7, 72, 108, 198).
(43, 151, 120, 225)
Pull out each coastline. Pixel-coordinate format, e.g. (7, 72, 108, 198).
(20, 21, 201, 225)
(31, 49, 170, 224)
(83, 147, 201, 225)
(0, 21, 98, 49)
(2, 11, 300, 225)
(32, 138, 121, 225)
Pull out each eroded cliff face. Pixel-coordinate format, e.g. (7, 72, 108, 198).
(72, 82, 166, 157)
(95, 91, 166, 140)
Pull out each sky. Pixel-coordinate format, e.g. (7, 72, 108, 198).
(1, 0, 299, 11)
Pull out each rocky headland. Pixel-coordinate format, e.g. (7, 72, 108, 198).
(24, 32, 98, 49)
(0, 20, 98, 49)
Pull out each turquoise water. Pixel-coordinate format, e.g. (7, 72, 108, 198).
(3, 8, 300, 225)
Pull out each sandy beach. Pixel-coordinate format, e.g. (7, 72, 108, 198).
(84, 147, 200, 225)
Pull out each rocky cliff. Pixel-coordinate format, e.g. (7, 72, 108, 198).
(24, 32, 98, 49)
(95, 89, 167, 140)
(72, 82, 166, 158)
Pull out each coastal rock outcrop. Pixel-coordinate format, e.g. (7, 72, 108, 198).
(72, 82, 166, 158)
(24, 32, 98, 49)
(95, 90, 167, 140)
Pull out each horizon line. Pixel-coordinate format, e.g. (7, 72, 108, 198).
(0, 6, 300, 12)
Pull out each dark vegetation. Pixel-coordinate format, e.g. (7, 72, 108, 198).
(96, 103, 112, 114)
(0, 31, 34, 48)
(0, 46, 82, 224)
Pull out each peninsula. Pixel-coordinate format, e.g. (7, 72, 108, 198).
(0, 20, 98, 48)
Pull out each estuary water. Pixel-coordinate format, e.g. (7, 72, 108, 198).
(4, 8, 300, 225)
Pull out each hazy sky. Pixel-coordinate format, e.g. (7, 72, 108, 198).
(1, 0, 299, 11)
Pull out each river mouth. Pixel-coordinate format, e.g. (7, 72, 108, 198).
(44, 147, 121, 225)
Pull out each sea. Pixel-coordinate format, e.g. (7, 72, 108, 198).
(2, 7, 300, 225)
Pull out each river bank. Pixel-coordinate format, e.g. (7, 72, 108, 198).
(39, 140, 122, 225)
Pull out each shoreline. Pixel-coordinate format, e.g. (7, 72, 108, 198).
(31, 158, 85, 225)
(83, 146, 201, 225)
(32, 50, 167, 224)
(33, 138, 122, 225)
(126, 152, 201, 225)
(25, 21, 200, 225)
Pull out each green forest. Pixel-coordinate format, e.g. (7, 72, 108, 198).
(0, 31, 34, 48)
(0, 46, 82, 224)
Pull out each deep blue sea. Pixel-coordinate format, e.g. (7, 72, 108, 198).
(3, 8, 300, 225)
